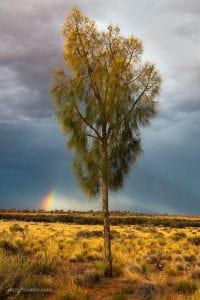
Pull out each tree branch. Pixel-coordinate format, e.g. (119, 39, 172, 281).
(75, 22, 101, 104)
(107, 84, 148, 137)
(67, 97, 102, 140)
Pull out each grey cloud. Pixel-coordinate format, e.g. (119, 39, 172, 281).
(0, 1, 200, 213)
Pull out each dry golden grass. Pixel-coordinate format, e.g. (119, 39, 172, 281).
(0, 220, 199, 299)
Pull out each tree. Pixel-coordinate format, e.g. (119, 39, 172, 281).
(50, 7, 161, 276)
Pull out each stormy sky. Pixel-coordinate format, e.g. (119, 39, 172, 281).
(0, 0, 200, 214)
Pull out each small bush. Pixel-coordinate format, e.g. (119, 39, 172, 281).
(188, 236, 200, 246)
(0, 252, 31, 298)
(75, 270, 101, 287)
(184, 255, 197, 263)
(31, 256, 58, 275)
(0, 240, 18, 254)
(9, 224, 24, 233)
(171, 232, 186, 241)
(124, 265, 143, 284)
(76, 230, 120, 239)
(175, 280, 198, 295)
(126, 264, 142, 274)
(110, 230, 121, 239)
(135, 281, 160, 299)
(76, 230, 103, 238)
(94, 261, 106, 275)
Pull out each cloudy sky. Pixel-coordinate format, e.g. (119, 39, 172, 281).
(0, 0, 200, 214)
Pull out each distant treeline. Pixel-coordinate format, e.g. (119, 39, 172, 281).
(0, 212, 199, 228)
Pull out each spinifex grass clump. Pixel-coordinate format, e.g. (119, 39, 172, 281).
(75, 270, 101, 287)
(188, 236, 200, 246)
(175, 280, 198, 295)
(0, 251, 31, 298)
(0, 240, 18, 254)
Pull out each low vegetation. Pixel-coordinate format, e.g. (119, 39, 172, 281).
(0, 210, 200, 228)
(0, 216, 199, 299)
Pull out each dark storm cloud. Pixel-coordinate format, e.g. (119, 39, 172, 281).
(0, 1, 199, 213)
(0, 0, 110, 119)
(1, 0, 199, 119)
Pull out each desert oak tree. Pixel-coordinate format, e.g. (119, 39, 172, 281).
(51, 7, 161, 276)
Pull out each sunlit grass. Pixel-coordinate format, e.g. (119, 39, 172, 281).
(0, 220, 199, 299)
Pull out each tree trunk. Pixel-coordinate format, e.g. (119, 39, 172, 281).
(102, 131, 112, 276)
(102, 177, 112, 276)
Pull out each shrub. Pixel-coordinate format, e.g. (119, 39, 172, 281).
(124, 265, 143, 284)
(175, 280, 198, 295)
(188, 236, 200, 246)
(110, 230, 121, 239)
(76, 230, 103, 238)
(0, 252, 31, 298)
(126, 264, 142, 274)
(15, 276, 54, 299)
(0, 240, 18, 254)
(31, 255, 58, 275)
(9, 224, 24, 233)
(75, 270, 101, 287)
(76, 229, 120, 239)
(184, 255, 197, 263)
(171, 232, 186, 241)
(135, 281, 160, 299)
(94, 261, 106, 275)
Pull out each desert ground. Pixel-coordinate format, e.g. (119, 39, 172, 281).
(0, 216, 200, 299)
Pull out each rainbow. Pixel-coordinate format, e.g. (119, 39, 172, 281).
(42, 190, 56, 211)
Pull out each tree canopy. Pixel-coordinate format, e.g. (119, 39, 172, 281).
(51, 7, 161, 198)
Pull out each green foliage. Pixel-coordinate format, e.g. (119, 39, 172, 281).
(50, 7, 161, 197)
(94, 261, 106, 275)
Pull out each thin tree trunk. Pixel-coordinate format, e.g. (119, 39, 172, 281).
(102, 130, 112, 276)
(102, 177, 112, 276)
